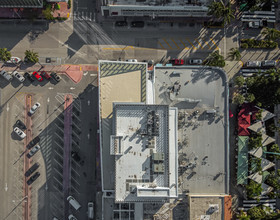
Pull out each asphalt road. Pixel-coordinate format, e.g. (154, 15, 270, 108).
(0, 72, 98, 220)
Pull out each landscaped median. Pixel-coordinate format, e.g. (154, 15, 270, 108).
(240, 39, 278, 49)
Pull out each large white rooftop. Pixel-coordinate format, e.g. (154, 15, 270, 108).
(112, 103, 178, 202)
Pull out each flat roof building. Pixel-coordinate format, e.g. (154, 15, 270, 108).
(0, 0, 43, 8)
(101, 0, 211, 18)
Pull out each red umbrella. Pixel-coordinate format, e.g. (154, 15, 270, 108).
(229, 109, 233, 118)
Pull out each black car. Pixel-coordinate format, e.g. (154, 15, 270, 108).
(25, 162, 39, 177)
(24, 72, 35, 82)
(27, 172, 40, 185)
(50, 72, 61, 83)
(115, 21, 128, 27)
(15, 119, 26, 130)
(26, 136, 40, 149)
(71, 151, 81, 162)
(131, 21, 144, 28)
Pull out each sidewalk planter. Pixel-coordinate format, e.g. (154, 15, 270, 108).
(240, 39, 278, 49)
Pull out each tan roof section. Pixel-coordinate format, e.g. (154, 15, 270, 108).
(262, 134, 275, 146)
(261, 109, 275, 121)
(100, 70, 142, 118)
(248, 147, 263, 158)
(248, 121, 265, 134)
(248, 172, 262, 184)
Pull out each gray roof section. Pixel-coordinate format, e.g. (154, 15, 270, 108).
(0, 0, 43, 7)
(154, 66, 229, 195)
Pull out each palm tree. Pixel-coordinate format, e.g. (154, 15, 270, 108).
(208, 1, 235, 25)
(24, 50, 39, 63)
(229, 48, 241, 60)
(204, 50, 225, 67)
(262, 27, 280, 41)
(0, 48, 11, 62)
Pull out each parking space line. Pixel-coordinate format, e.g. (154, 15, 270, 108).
(163, 38, 172, 49)
(171, 39, 180, 50)
(210, 38, 219, 50)
(186, 38, 197, 50)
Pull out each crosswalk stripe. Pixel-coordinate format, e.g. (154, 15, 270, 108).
(195, 38, 203, 50)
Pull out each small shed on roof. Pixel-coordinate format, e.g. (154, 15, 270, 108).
(262, 134, 275, 146)
(249, 147, 263, 158)
(248, 121, 266, 134)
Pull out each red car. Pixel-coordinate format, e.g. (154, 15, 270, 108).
(40, 71, 51, 80)
(32, 71, 43, 82)
(171, 59, 184, 65)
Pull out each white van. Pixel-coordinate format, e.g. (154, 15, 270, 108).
(67, 196, 81, 210)
(88, 202, 94, 219)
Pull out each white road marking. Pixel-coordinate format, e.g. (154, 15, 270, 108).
(90, 73, 97, 76)
(83, 71, 88, 76)
(48, 87, 54, 90)
(47, 97, 50, 103)
(88, 100, 90, 106)
(5, 183, 8, 191)
(6, 103, 9, 112)
(87, 133, 90, 139)
(70, 87, 75, 90)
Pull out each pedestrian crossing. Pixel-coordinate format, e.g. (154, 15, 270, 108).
(157, 37, 220, 51)
(73, 11, 94, 21)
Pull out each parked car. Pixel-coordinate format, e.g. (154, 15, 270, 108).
(25, 162, 40, 177)
(261, 60, 276, 68)
(27, 144, 40, 158)
(0, 70, 13, 81)
(245, 61, 261, 68)
(71, 151, 81, 162)
(115, 21, 128, 27)
(6, 57, 21, 64)
(32, 71, 43, 82)
(15, 119, 26, 130)
(189, 59, 203, 65)
(41, 71, 51, 80)
(24, 72, 35, 82)
(131, 21, 144, 28)
(12, 71, 25, 82)
(88, 202, 94, 219)
(170, 59, 184, 65)
(27, 136, 40, 149)
(68, 215, 78, 220)
(248, 21, 263, 28)
(67, 196, 81, 210)
(27, 172, 40, 185)
(29, 102, 40, 115)
(126, 59, 138, 62)
(14, 127, 26, 139)
(50, 72, 61, 83)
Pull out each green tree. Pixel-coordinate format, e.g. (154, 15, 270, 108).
(266, 174, 280, 190)
(24, 50, 39, 63)
(207, 2, 235, 25)
(268, 144, 280, 160)
(247, 206, 266, 219)
(233, 93, 245, 105)
(246, 180, 263, 199)
(55, 3, 60, 10)
(204, 50, 225, 67)
(234, 76, 245, 87)
(237, 210, 250, 220)
(0, 48, 11, 62)
(42, 8, 54, 20)
(229, 47, 241, 60)
(246, 93, 255, 103)
(262, 27, 280, 41)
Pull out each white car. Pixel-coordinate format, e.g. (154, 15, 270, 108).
(126, 59, 138, 62)
(88, 202, 94, 219)
(14, 127, 26, 139)
(27, 145, 40, 158)
(6, 57, 21, 64)
(245, 61, 261, 68)
(29, 102, 40, 115)
(12, 71, 25, 82)
(68, 215, 77, 220)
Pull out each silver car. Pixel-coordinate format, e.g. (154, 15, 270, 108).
(14, 127, 26, 139)
(12, 71, 25, 82)
(245, 61, 261, 68)
(27, 145, 40, 158)
(0, 70, 13, 81)
(29, 102, 40, 115)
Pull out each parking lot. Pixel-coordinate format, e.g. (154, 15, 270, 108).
(0, 68, 98, 220)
